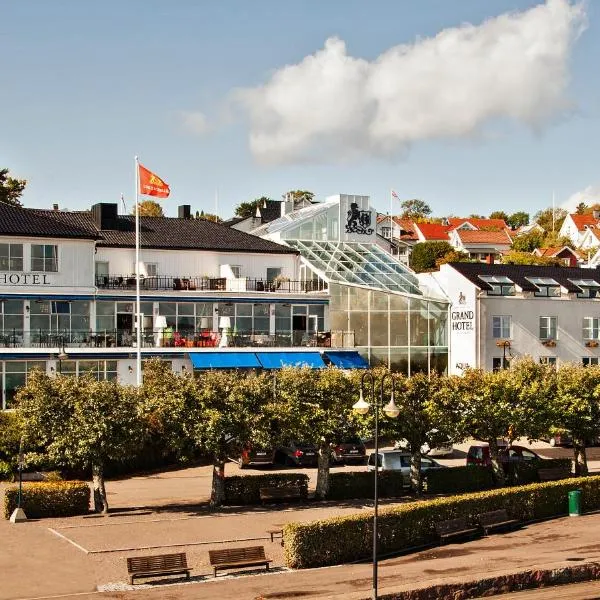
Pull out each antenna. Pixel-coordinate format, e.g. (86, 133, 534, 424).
(215, 187, 219, 218)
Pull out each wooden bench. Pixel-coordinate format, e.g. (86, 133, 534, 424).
(435, 517, 480, 543)
(126, 552, 190, 585)
(266, 528, 283, 542)
(538, 466, 572, 481)
(478, 509, 519, 535)
(209, 546, 272, 577)
(259, 485, 303, 503)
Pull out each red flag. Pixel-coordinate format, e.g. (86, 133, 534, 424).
(138, 163, 170, 198)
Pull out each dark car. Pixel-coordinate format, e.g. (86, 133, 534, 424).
(275, 441, 318, 467)
(331, 436, 366, 464)
(236, 444, 275, 469)
(466, 443, 540, 472)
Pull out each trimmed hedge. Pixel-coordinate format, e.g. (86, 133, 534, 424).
(224, 473, 309, 505)
(283, 475, 600, 568)
(425, 466, 494, 494)
(3, 481, 90, 519)
(327, 471, 406, 500)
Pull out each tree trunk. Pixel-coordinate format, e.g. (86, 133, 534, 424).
(488, 438, 506, 486)
(92, 462, 109, 514)
(573, 440, 589, 476)
(315, 442, 331, 500)
(210, 456, 226, 507)
(410, 449, 422, 495)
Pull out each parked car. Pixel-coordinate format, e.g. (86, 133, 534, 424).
(331, 436, 366, 464)
(394, 439, 454, 458)
(542, 432, 573, 447)
(367, 450, 446, 486)
(466, 443, 541, 472)
(236, 444, 276, 469)
(275, 441, 319, 467)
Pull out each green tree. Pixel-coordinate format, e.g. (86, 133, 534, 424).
(435, 249, 473, 267)
(0, 168, 27, 207)
(133, 199, 164, 217)
(409, 241, 454, 273)
(285, 190, 315, 204)
(534, 207, 567, 233)
(554, 363, 600, 475)
(576, 202, 588, 215)
(502, 251, 561, 266)
(489, 211, 509, 222)
(197, 210, 222, 223)
(234, 196, 271, 218)
(511, 231, 545, 252)
(507, 212, 530, 229)
(400, 199, 432, 220)
(17, 371, 144, 512)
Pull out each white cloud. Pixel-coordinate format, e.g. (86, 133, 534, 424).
(561, 185, 600, 212)
(234, 0, 586, 165)
(178, 110, 210, 135)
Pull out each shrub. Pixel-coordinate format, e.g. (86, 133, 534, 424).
(3, 481, 90, 519)
(327, 471, 406, 500)
(507, 458, 572, 485)
(0, 460, 13, 481)
(425, 466, 494, 494)
(283, 475, 600, 568)
(224, 473, 309, 505)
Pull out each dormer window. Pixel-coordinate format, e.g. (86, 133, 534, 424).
(479, 275, 515, 296)
(526, 277, 561, 298)
(569, 279, 600, 299)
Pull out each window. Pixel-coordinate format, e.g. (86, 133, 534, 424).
(30, 300, 90, 336)
(539, 356, 557, 366)
(4, 361, 45, 409)
(583, 317, 600, 340)
(539, 316, 557, 340)
(583, 357, 599, 366)
(31, 244, 58, 272)
(230, 265, 242, 278)
(146, 263, 158, 277)
(0, 300, 24, 337)
(492, 315, 511, 338)
(0, 243, 23, 271)
(570, 279, 600, 299)
(526, 277, 561, 298)
(479, 275, 516, 296)
(492, 357, 509, 371)
(381, 226, 391, 239)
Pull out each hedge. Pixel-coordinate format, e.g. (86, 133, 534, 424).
(3, 481, 90, 519)
(283, 475, 600, 568)
(327, 471, 406, 500)
(224, 473, 309, 505)
(425, 466, 494, 494)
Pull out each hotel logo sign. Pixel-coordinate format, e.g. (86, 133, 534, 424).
(0, 273, 51, 285)
(345, 203, 374, 235)
(451, 291, 474, 333)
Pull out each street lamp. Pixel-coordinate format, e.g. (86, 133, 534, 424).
(57, 337, 68, 374)
(352, 371, 400, 600)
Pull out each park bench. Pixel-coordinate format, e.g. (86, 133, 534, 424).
(259, 485, 303, 503)
(435, 517, 480, 544)
(478, 509, 519, 535)
(266, 528, 283, 542)
(538, 466, 572, 481)
(126, 552, 190, 585)
(208, 546, 272, 577)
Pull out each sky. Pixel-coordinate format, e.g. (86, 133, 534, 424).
(2, 0, 599, 219)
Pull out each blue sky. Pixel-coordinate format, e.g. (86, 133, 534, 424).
(1, 0, 599, 219)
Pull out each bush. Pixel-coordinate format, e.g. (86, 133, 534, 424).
(0, 460, 13, 481)
(327, 471, 406, 500)
(425, 466, 494, 494)
(3, 481, 90, 519)
(224, 473, 309, 505)
(283, 475, 600, 568)
(507, 458, 572, 485)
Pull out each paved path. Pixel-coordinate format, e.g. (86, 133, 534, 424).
(499, 580, 600, 598)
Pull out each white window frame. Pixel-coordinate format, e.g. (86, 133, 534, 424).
(539, 356, 557, 366)
(492, 315, 511, 339)
(583, 357, 599, 367)
(0, 243, 24, 272)
(31, 244, 58, 272)
(539, 316, 557, 340)
(583, 317, 600, 341)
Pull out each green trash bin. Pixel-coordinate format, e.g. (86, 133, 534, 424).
(568, 489, 582, 517)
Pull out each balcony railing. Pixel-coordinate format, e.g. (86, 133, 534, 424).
(95, 275, 327, 293)
(0, 329, 355, 349)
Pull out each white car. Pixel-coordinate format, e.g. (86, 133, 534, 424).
(367, 450, 446, 486)
(393, 439, 453, 457)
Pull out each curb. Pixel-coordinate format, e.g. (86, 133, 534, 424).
(373, 561, 600, 600)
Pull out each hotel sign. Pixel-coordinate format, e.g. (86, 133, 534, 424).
(0, 273, 51, 285)
(451, 291, 474, 332)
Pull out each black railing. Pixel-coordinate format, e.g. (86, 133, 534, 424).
(2, 329, 353, 349)
(95, 275, 327, 293)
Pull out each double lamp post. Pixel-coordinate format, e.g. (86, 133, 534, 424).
(352, 371, 400, 600)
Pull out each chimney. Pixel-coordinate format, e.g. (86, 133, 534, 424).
(593, 210, 600, 220)
(52, 203, 59, 211)
(91, 203, 118, 230)
(178, 205, 191, 219)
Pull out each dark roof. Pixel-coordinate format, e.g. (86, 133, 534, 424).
(449, 262, 599, 293)
(259, 200, 282, 223)
(0, 203, 97, 240)
(223, 216, 246, 227)
(12, 207, 297, 255)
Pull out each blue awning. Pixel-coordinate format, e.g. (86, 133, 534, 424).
(256, 352, 326, 369)
(189, 352, 261, 369)
(325, 351, 369, 369)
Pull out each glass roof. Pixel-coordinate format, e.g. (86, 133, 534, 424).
(526, 277, 559, 286)
(286, 240, 422, 294)
(569, 279, 600, 288)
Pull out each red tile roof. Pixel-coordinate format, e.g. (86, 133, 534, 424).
(447, 217, 508, 231)
(415, 222, 450, 240)
(455, 229, 512, 244)
(570, 213, 600, 231)
(535, 246, 577, 258)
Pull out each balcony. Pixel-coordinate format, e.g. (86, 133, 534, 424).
(0, 329, 355, 350)
(95, 275, 328, 293)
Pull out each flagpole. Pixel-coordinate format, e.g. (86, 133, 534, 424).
(390, 189, 393, 236)
(134, 156, 142, 386)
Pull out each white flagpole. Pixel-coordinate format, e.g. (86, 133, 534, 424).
(134, 156, 142, 386)
(390, 189, 393, 237)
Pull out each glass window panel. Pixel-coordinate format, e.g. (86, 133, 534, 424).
(5, 371, 25, 408)
(370, 312, 389, 346)
(292, 305, 307, 315)
(117, 302, 134, 313)
(218, 303, 235, 317)
(235, 316, 252, 332)
(236, 304, 252, 317)
(96, 301, 115, 316)
(254, 317, 270, 334)
(30, 300, 50, 314)
(330, 310, 348, 332)
(370, 291, 389, 311)
(391, 313, 409, 346)
(140, 302, 153, 316)
(348, 286, 369, 311)
(254, 303, 269, 317)
(177, 303, 194, 315)
(410, 310, 430, 346)
(196, 303, 213, 316)
(389, 295, 409, 311)
(158, 302, 176, 316)
(349, 312, 368, 346)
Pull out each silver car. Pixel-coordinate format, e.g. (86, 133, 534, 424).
(367, 450, 446, 486)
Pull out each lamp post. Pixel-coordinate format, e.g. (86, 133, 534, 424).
(9, 438, 27, 523)
(57, 337, 68, 375)
(352, 371, 400, 600)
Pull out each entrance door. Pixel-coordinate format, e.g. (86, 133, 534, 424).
(292, 315, 307, 346)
